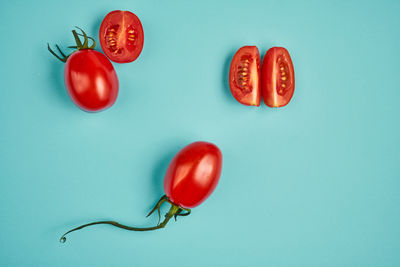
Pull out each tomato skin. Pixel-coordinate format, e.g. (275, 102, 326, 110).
(261, 47, 295, 107)
(64, 49, 119, 112)
(99, 10, 144, 63)
(229, 46, 261, 106)
(163, 142, 223, 209)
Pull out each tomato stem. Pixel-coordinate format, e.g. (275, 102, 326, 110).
(59, 195, 191, 243)
(48, 27, 96, 63)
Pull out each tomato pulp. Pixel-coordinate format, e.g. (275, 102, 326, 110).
(261, 47, 295, 107)
(164, 141, 223, 208)
(99, 10, 144, 63)
(65, 50, 119, 112)
(229, 46, 261, 106)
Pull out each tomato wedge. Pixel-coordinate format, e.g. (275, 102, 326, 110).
(99, 10, 144, 63)
(229, 46, 261, 106)
(261, 47, 295, 107)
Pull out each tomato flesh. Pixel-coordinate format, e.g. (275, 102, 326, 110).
(261, 47, 295, 107)
(64, 49, 119, 112)
(163, 142, 223, 209)
(229, 46, 261, 106)
(99, 10, 144, 63)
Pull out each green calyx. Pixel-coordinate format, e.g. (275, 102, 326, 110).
(59, 195, 191, 243)
(47, 27, 96, 63)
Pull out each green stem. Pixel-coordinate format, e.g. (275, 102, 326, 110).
(60, 202, 181, 243)
(48, 27, 95, 63)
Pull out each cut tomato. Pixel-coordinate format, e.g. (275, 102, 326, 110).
(99, 10, 144, 63)
(229, 46, 261, 106)
(261, 47, 295, 107)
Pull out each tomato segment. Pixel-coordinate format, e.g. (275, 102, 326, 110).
(261, 47, 295, 107)
(229, 46, 261, 106)
(99, 10, 144, 63)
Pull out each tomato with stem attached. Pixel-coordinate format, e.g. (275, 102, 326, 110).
(229, 46, 261, 106)
(261, 47, 295, 107)
(99, 10, 144, 63)
(59, 141, 223, 243)
(48, 28, 119, 112)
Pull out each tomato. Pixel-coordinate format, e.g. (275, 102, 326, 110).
(164, 141, 223, 208)
(59, 141, 223, 242)
(48, 28, 119, 112)
(261, 47, 295, 107)
(65, 50, 119, 112)
(229, 46, 261, 106)
(99, 10, 144, 63)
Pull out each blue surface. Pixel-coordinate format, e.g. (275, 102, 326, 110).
(1, 0, 399, 266)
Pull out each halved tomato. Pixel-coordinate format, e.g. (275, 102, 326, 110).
(99, 10, 144, 63)
(261, 47, 295, 107)
(229, 46, 261, 106)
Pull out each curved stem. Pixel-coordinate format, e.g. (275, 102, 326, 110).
(60, 201, 181, 243)
(71, 29, 83, 49)
(47, 43, 68, 63)
(146, 195, 168, 225)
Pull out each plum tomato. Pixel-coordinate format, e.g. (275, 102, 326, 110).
(261, 47, 295, 107)
(164, 141, 223, 208)
(59, 142, 223, 243)
(48, 28, 119, 112)
(64, 50, 119, 112)
(99, 10, 144, 63)
(229, 46, 261, 106)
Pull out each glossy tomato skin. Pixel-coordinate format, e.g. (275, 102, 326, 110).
(64, 49, 119, 112)
(163, 142, 223, 209)
(229, 46, 261, 106)
(99, 10, 144, 63)
(261, 47, 295, 107)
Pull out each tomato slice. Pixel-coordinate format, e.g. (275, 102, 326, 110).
(261, 47, 295, 107)
(229, 46, 261, 106)
(99, 10, 144, 63)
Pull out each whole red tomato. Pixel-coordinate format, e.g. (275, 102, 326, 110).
(64, 50, 118, 112)
(48, 28, 119, 112)
(59, 141, 223, 243)
(164, 141, 223, 208)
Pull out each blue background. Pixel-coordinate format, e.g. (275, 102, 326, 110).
(1, 0, 399, 266)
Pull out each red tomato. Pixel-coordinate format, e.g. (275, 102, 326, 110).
(261, 47, 295, 107)
(164, 142, 223, 208)
(59, 141, 223, 242)
(99, 10, 144, 63)
(229, 46, 261, 106)
(64, 49, 119, 112)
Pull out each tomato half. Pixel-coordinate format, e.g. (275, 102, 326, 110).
(64, 49, 119, 112)
(229, 46, 261, 106)
(99, 10, 144, 63)
(261, 47, 295, 107)
(164, 142, 223, 208)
